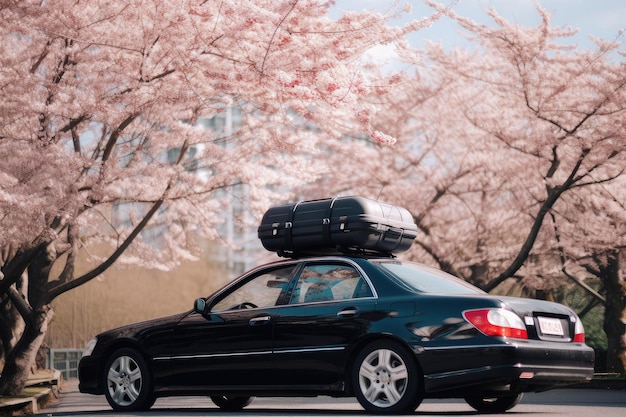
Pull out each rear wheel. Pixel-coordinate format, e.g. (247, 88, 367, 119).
(464, 393, 523, 413)
(352, 340, 423, 414)
(103, 348, 155, 411)
(210, 395, 254, 411)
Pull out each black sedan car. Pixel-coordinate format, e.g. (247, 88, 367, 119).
(78, 256, 594, 414)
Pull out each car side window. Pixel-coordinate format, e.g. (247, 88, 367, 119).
(289, 263, 372, 304)
(211, 265, 296, 311)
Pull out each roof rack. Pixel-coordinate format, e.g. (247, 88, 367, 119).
(276, 246, 397, 259)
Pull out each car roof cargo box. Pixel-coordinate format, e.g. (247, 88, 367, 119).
(258, 196, 418, 257)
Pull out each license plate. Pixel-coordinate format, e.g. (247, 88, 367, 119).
(538, 317, 564, 336)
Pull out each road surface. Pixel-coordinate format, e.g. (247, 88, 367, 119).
(37, 379, 626, 416)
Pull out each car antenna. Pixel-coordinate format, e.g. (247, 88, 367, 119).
(376, 184, 385, 201)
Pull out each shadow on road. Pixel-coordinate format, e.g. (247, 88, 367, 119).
(35, 379, 626, 417)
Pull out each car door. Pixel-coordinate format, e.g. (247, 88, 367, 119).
(271, 260, 378, 386)
(155, 264, 296, 389)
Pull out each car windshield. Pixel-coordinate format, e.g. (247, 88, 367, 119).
(374, 261, 484, 295)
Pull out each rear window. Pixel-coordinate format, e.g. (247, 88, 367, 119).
(374, 261, 484, 295)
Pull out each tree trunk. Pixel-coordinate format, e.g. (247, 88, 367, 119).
(0, 297, 22, 371)
(0, 244, 55, 396)
(600, 252, 626, 374)
(0, 305, 53, 396)
(0, 281, 26, 372)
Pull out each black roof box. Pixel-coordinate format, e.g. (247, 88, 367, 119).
(258, 196, 417, 258)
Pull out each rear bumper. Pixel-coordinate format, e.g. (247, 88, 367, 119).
(418, 340, 595, 393)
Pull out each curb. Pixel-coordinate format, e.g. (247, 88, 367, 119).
(0, 370, 61, 417)
(574, 373, 626, 390)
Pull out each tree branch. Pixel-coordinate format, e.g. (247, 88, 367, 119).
(102, 114, 137, 162)
(549, 211, 606, 305)
(260, 0, 298, 76)
(0, 243, 47, 296)
(44, 191, 165, 303)
(483, 150, 588, 292)
(5, 286, 33, 325)
(45, 140, 191, 303)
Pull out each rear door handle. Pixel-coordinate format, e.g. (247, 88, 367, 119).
(249, 316, 272, 326)
(337, 308, 359, 318)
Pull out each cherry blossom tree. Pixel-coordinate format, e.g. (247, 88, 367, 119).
(377, 1, 626, 283)
(301, 3, 626, 370)
(413, 2, 626, 372)
(549, 178, 626, 372)
(0, 0, 439, 394)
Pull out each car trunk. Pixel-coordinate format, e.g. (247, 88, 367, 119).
(499, 296, 579, 342)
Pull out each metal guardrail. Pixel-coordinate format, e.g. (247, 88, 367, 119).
(46, 348, 84, 380)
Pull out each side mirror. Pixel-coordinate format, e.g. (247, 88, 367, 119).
(194, 298, 207, 314)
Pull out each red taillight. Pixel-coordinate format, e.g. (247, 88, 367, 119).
(573, 318, 585, 343)
(464, 308, 528, 339)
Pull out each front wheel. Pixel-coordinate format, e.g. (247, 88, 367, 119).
(352, 340, 423, 414)
(103, 348, 155, 411)
(210, 395, 254, 411)
(464, 393, 523, 413)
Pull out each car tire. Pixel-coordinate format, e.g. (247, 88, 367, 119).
(210, 395, 254, 411)
(352, 340, 423, 414)
(103, 347, 155, 411)
(464, 393, 523, 413)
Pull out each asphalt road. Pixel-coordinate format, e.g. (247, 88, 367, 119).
(37, 379, 626, 417)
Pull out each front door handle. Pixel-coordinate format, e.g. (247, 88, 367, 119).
(249, 315, 272, 326)
(337, 308, 359, 318)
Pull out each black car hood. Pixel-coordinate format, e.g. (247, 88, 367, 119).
(97, 311, 190, 341)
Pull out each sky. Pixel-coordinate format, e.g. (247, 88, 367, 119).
(332, 0, 625, 52)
